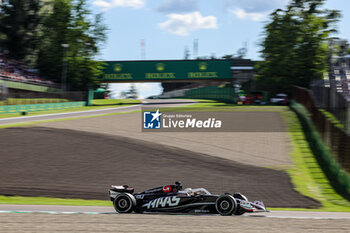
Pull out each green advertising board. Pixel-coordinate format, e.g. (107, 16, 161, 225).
(0, 102, 85, 114)
(100, 60, 232, 82)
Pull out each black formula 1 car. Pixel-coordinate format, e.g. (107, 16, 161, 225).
(109, 182, 268, 216)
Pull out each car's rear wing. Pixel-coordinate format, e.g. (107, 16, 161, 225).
(110, 185, 134, 194)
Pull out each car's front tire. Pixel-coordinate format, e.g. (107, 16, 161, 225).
(113, 193, 136, 213)
(215, 194, 237, 216)
(234, 193, 248, 215)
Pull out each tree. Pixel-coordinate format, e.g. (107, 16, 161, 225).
(0, 0, 107, 91)
(258, 0, 341, 94)
(127, 84, 138, 99)
(37, 0, 107, 90)
(236, 43, 247, 59)
(37, 0, 72, 84)
(120, 84, 138, 99)
(222, 54, 234, 60)
(0, 0, 42, 64)
(184, 46, 190, 60)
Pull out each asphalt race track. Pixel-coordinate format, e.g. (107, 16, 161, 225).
(1, 205, 350, 232)
(0, 211, 350, 233)
(2, 204, 350, 219)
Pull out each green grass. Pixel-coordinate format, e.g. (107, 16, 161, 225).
(92, 99, 141, 106)
(280, 109, 350, 212)
(0, 196, 110, 206)
(0, 110, 139, 129)
(0, 98, 140, 106)
(269, 207, 350, 212)
(319, 109, 345, 129)
(0, 99, 141, 119)
(0, 99, 349, 211)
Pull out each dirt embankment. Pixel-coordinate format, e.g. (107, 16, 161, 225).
(0, 127, 319, 208)
(39, 111, 292, 167)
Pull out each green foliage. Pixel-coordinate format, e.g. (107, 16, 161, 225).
(281, 105, 350, 211)
(319, 109, 344, 129)
(0, 0, 42, 64)
(258, 0, 341, 94)
(38, 0, 107, 90)
(120, 84, 138, 99)
(0, 0, 107, 91)
(290, 101, 350, 201)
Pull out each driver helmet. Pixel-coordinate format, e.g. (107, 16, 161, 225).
(175, 181, 182, 191)
(183, 188, 193, 195)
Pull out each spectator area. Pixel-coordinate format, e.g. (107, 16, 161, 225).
(0, 52, 58, 88)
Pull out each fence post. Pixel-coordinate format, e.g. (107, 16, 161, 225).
(346, 101, 350, 135)
(330, 86, 336, 110)
(86, 89, 94, 106)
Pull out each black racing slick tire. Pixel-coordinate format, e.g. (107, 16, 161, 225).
(234, 208, 246, 215)
(215, 195, 237, 216)
(113, 193, 136, 213)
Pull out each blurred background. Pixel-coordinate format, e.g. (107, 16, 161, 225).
(0, 0, 349, 217)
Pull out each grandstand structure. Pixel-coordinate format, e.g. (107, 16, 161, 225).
(333, 55, 350, 99)
(0, 52, 87, 112)
(0, 52, 60, 94)
(161, 58, 255, 96)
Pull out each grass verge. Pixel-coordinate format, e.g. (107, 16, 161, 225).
(0, 99, 141, 119)
(0, 110, 138, 129)
(319, 109, 345, 129)
(277, 108, 350, 212)
(92, 99, 141, 105)
(0, 196, 110, 206)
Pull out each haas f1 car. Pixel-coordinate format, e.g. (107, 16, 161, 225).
(109, 182, 268, 216)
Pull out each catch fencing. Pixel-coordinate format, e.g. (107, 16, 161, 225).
(293, 86, 350, 172)
(311, 82, 349, 131)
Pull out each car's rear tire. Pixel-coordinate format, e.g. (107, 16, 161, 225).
(113, 193, 136, 213)
(215, 195, 236, 216)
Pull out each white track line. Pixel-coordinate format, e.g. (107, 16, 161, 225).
(1, 210, 350, 219)
(0, 210, 104, 214)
